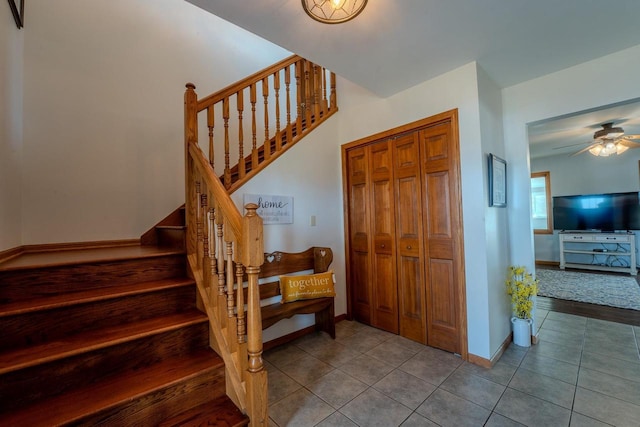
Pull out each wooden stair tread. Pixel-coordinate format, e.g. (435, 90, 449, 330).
(0, 277, 195, 317)
(0, 349, 223, 426)
(0, 310, 207, 374)
(0, 245, 184, 272)
(159, 395, 249, 427)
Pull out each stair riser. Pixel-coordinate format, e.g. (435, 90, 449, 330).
(0, 321, 211, 411)
(156, 228, 186, 250)
(78, 367, 225, 427)
(1, 285, 197, 351)
(0, 255, 186, 303)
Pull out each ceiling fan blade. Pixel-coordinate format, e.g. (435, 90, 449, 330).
(618, 138, 640, 148)
(622, 134, 640, 140)
(552, 141, 591, 150)
(571, 142, 600, 156)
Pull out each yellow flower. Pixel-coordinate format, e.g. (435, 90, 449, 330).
(505, 265, 538, 320)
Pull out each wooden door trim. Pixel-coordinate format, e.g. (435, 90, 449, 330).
(341, 110, 458, 151)
(341, 109, 468, 360)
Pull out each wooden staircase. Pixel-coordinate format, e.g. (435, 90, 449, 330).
(0, 244, 248, 426)
(0, 54, 338, 426)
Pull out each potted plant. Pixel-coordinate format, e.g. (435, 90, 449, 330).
(505, 265, 538, 347)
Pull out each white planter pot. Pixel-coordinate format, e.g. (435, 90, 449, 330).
(511, 317, 532, 347)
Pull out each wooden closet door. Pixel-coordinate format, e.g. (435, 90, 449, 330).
(420, 121, 463, 354)
(393, 132, 427, 343)
(347, 147, 372, 324)
(369, 140, 398, 333)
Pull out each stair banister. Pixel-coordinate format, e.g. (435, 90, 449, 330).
(183, 54, 337, 425)
(190, 55, 337, 194)
(185, 84, 267, 424)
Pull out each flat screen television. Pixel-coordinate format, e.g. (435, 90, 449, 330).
(552, 191, 640, 231)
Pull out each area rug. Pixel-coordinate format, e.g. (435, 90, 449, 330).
(536, 269, 640, 310)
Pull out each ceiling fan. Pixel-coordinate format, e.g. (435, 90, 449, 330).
(572, 122, 640, 157)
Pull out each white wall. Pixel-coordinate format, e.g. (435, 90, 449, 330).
(20, 0, 290, 245)
(337, 63, 498, 359)
(0, 5, 23, 251)
(231, 115, 345, 342)
(503, 43, 640, 303)
(531, 153, 640, 262)
(476, 66, 512, 358)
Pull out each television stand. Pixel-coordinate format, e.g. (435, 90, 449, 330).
(559, 232, 637, 276)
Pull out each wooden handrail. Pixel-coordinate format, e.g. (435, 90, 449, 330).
(183, 55, 338, 426)
(189, 56, 337, 192)
(188, 143, 241, 237)
(197, 55, 300, 111)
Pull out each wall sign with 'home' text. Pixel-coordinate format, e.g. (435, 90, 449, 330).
(243, 194, 293, 224)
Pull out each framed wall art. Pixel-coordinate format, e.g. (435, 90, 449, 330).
(488, 153, 507, 207)
(243, 193, 293, 225)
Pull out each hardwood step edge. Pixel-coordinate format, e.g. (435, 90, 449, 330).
(0, 245, 185, 272)
(0, 310, 208, 375)
(0, 277, 195, 317)
(0, 349, 223, 426)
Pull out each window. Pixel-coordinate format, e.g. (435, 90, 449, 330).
(531, 171, 552, 234)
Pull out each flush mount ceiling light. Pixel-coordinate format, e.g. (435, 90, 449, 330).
(302, 0, 368, 24)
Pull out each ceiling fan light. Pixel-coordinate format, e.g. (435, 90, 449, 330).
(616, 144, 629, 155)
(588, 145, 603, 156)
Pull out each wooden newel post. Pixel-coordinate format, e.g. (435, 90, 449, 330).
(184, 83, 198, 256)
(241, 203, 267, 426)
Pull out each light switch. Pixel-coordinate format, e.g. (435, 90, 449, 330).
(310, 215, 316, 226)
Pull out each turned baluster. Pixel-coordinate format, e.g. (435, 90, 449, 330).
(226, 239, 235, 319)
(207, 105, 215, 168)
(208, 207, 218, 308)
(262, 77, 270, 160)
(236, 262, 246, 344)
(250, 83, 258, 171)
(295, 60, 303, 134)
(313, 64, 321, 121)
(223, 97, 231, 188)
(216, 211, 227, 327)
(330, 72, 337, 110)
(236, 260, 248, 383)
(237, 90, 245, 180)
(195, 181, 203, 270)
(201, 193, 211, 293)
(274, 71, 282, 151)
(226, 237, 238, 354)
(321, 67, 328, 115)
(304, 61, 312, 129)
(284, 65, 292, 145)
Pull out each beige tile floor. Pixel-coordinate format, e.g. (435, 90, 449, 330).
(265, 309, 640, 426)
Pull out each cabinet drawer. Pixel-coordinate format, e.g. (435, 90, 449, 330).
(561, 234, 593, 242)
(592, 235, 629, 243)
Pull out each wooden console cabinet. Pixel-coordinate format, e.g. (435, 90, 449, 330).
(559, 232, 637, 276)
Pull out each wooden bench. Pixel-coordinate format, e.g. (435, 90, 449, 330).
(253, 247, 335, 340)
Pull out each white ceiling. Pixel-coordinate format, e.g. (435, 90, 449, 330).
(186, 0, 640, 157)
